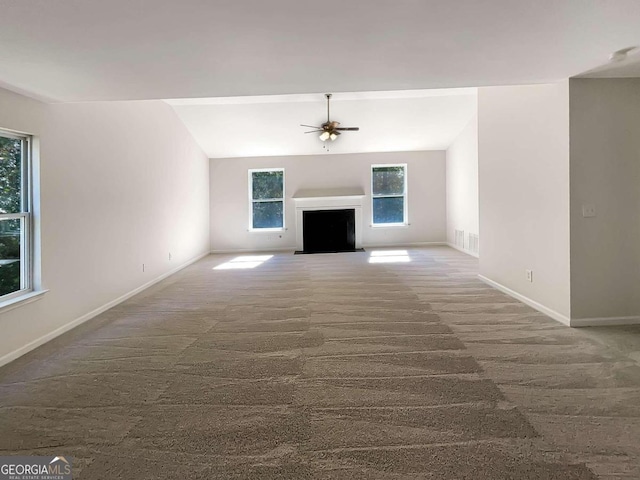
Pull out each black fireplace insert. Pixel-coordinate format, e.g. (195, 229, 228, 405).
(301, 209, 356, 253)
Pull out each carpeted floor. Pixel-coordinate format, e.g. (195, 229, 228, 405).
(1, 246, 639, 478)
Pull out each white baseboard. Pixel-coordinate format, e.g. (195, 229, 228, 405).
(446, 242, 479, 258)
(210, 243, 447, 253)
(209, 246, 295, 254)
(478, 274, 571, 327)
(363, 241, 447, 249)
(570, 316, 640, 327)
(0, 251, 211, 368)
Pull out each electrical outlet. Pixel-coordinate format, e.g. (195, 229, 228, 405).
(582, 204, 596, 218)
(526, 269, 533, 282)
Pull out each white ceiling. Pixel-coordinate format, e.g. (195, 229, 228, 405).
(167, 89, 477, 158)
(0, 0, 639, 102)
(2, 1, 638, 159)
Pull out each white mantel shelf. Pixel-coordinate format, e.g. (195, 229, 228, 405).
(293, 187, 365, 251)
(292, 187, 365, 201)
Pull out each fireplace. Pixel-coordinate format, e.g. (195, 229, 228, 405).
(303, 209, 356, 253)
(293, 188, 365, 253)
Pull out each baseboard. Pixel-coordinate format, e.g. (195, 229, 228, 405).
(0, 250, 211, 368)
(570, 316, 640, 327)
(210, 243, 447, 253)
(209, 246, 295, 254)
(478, 274, 571, 327)
(363, 241, 447, 249)
(446, 242, 479, 258)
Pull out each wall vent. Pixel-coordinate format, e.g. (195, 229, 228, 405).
(454, 229, 465, 249)
(468, 233, 479, 254)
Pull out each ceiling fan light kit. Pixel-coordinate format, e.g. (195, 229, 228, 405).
(301, 93, 360, 144)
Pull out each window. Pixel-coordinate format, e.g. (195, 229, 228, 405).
(0, 130, 32, 301)
(371, 164, 407, 226)
(249, 169, 284, 230)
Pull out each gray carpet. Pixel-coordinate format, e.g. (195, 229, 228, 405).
(1, 247, 639, 478)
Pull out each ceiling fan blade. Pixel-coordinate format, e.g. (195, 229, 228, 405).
(300, 124, 322, 129)
(335, 127, 360, 131)
(304, 130, 323, 134)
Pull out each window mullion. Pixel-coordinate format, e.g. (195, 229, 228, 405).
(0, 213, 28, 221)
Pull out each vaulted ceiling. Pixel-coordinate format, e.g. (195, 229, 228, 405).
(167, 89, 477, 158)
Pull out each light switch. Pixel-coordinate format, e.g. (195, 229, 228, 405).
(582, 204, 596, 218)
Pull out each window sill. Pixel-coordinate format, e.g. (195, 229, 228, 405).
(371, 223, 409, 228)
(248, 228, 286, 233)
(0, 289, 49, 315)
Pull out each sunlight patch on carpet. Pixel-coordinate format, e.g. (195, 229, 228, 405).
(214, 255, 274, 270)
(368, 250, 411, 264)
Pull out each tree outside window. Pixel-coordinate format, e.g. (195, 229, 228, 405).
(0, 132, 30, 298)
(250, 169, 284, 229)
(372, 164, 407, 225)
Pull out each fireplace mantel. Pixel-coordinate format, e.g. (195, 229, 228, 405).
(293, 188, 365, 251)
(292, 187, 365, 201)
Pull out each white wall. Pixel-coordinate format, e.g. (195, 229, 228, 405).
(210, 151, 446, 252)
(569, 78, 640, 321)
(478, 82, 571, 322)
(446, 112, 479, 255)
(0, 87, 210, 364)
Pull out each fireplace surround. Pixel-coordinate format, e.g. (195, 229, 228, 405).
(293, 188, 365, 253)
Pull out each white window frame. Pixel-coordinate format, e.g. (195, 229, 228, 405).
(371, 163, 408, 227)
(248, 168, 285, 232)
(0, 129, 33, 304)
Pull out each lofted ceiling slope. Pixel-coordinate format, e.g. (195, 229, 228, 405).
(167, 89, 477, 158)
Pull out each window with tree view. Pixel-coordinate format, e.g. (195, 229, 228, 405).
(250, 169, 284, 229)
(372, 164, 407, 225)
(0, 130, 31, 300)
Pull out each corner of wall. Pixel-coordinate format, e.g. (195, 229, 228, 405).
(477, 82, 571, 321)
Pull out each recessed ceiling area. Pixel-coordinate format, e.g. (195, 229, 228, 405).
(0, 0, 639, 102)
(167, 89, 477, 158)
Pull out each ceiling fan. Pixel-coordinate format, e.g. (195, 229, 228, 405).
(301, 93, 360, 141)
